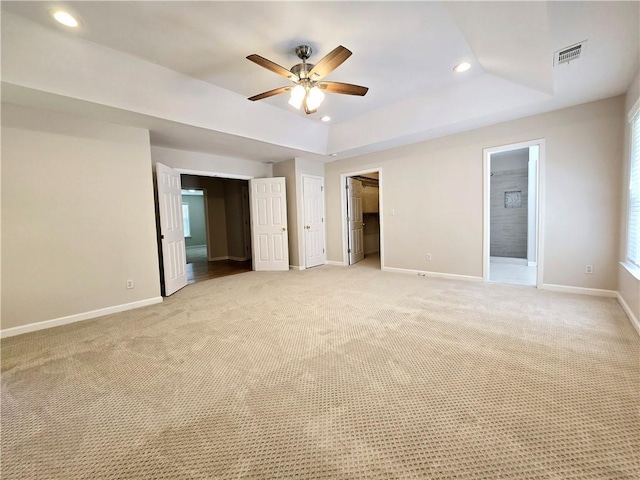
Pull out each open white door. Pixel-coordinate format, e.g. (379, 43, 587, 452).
(250, 177, 289, 271)
(347, 177, 365, 265)
(156, 162, 188, 295)
(303, 176, 325, 268)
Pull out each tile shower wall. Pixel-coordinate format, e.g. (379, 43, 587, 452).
(490, 168, 528, 258)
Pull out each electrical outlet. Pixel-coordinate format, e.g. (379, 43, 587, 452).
(426, 253, 432, 261)
(126, 279, 134, 289)
(585, 265, 594, 275)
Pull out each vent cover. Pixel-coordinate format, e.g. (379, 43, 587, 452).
(554, 40, 588, 66)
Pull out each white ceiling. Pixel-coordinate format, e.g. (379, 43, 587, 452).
(2, 1, 638, 163)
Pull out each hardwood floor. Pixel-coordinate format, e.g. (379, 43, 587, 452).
(186, 258, 252, 284)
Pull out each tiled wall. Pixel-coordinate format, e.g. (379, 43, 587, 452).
(490, 168, 528, 258)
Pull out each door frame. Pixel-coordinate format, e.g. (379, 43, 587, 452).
(340, 168, 384, 268)
(482, 139, 546, 288)
(301, 174, 327, 269)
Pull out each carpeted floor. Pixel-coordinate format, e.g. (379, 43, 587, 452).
(2, 257, 639, 479)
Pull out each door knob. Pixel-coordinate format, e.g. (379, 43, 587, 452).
(282, 227, 287, 232)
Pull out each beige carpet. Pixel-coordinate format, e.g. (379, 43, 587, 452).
(2, 257, 639, 479)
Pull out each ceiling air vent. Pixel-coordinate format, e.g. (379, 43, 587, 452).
(554, 40, 587, 66)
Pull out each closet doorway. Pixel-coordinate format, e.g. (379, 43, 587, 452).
(341, 169, 383, 269)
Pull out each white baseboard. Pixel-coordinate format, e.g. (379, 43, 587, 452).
(326, 260, 346, 266)
(383, 266, 482, 282)
(0, 296, 163, 339)
(208, 256, 250, 262)
(289, 265, 303, 270)
(616, 292, 640, 336)
(541, 284, 617, 297)
(186, 245, 206, 250)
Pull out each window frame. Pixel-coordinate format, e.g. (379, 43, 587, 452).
(626, 98, 640, 272)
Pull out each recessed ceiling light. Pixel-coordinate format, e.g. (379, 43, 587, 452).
(321, 116, 331, 122)
(52, 10, 79, 28)
(453, 62, 471, 73)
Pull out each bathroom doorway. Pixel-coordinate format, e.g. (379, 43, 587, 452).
(483, 140, 545, 287)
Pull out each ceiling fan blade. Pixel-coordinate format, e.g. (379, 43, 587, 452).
(248, 86, 291, 101)
(246, 54, 299, 81)
(307, 45, 352, 81)
(318, 81, 369, 96)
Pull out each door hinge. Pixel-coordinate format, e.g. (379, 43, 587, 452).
(345, 184, 349, 190)
(346, 216, 350, 221)
(322, 217, 324, 222)
(321, 186, 324, 192)
(323, 248, 325, 253)
(348, 248, 351, 253)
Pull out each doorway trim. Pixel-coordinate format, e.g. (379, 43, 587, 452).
(482, 139, 546, 288)
(339, 168, 384, 268)
(174, 168, 253, 180)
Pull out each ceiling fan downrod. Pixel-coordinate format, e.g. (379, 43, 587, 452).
(292, 45, 314, 80)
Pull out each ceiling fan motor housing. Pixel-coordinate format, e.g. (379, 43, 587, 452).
(290, 62, 315, 80)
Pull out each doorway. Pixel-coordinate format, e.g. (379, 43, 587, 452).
(180, 174, 252, 284)
(181, 188, 208, 265)
(483, 140, 545, 287)
(341, 169, 383, 268)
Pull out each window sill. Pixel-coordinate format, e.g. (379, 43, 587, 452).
(620, 261, 640, 281)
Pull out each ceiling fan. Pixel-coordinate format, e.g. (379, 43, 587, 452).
(246, 45, 369, 115)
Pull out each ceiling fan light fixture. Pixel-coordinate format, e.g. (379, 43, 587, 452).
(306, 86, 325, 111)
(288, 85, 305, 110)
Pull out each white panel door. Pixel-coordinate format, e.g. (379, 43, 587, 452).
(156, 162, 188, 295)
(347, 177, 365, 265)
(250, 177, 289, 271)
(303, 176, 325, 269)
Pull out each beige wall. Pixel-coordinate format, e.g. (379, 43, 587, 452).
(618, 70, 640, 325)
(150, 146, 272, 178)
(326, 96, 624, 290)
(1, 103, 161, 330)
